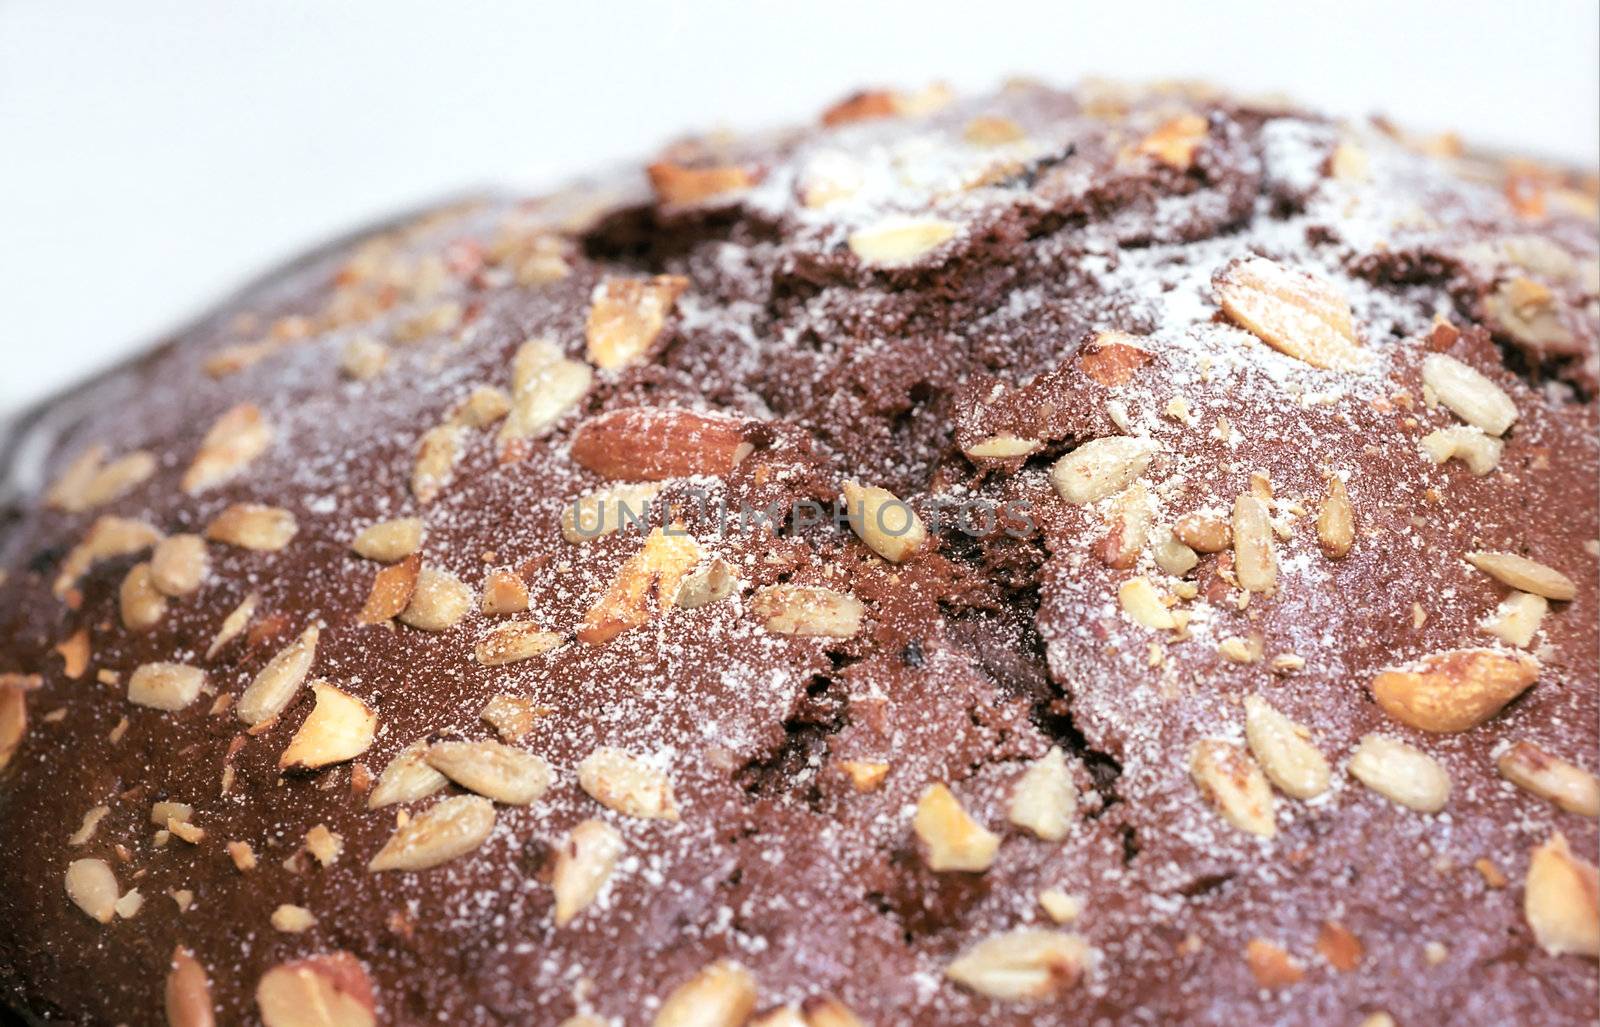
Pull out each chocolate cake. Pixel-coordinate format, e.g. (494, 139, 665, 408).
(1, 79, 1597, 1026)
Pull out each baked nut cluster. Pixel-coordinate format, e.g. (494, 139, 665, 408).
(1, 79, 1596, 1025)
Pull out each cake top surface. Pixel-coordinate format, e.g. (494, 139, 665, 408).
(1, 79, 1597, 1026)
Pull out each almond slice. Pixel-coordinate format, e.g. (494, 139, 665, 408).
(475, 622, 563, 666)
(255, 952, 376, 1027)
(184, 403, 273, 494)
(654, 961, 757, 1027)
(1466, 551, 1576, 601)
(498, 339, 594, 458)
(47, 448, 157, 512)
(1007, 747, 1078, 841)
(1420, 426, 1503, 476)
(751, 584, 865, 638)
(68, 805, 110, 846)
(1370, 648, 1539, 733)
(350, 518, 424, 562)
(569, 407, 751, 481)
(1497, 741, 1600, 818)
(411, 423, 464, 505)
(963, 434, 1042, 460)
(1349, 734, 1451, 812)
(1118, 576, 1176, 630)
(367, 794, 495, 872)
(128, 662, 205, 711)
(847, 216, 959, 267)
(1095, 483, 1152, 569)
(279, 682, 376, 770)
(53, 516, 162, 598)
(578, 527, 702, 644)
(945, 929, 1091, 1001)
(1525, 833, 1600, 958)
(577, 746, 679, 820)
(1049, 436, 1159, 505)
(1215, 256, 1363, 370)
(236, 625, 319, 726)
(425, 741, 552, 805)
(914, 783, 999, 872)
(398, 567, 474, 631)
(1137, 114, 1208, 169)
(270, 905, 316, 933)
(205, 504, 297, 551)
(1422, 354, 1518, 436)
(1189, 739, 1276, 837)
(356, 553, 421, 625)
(841, 481, 927, 563)
(585, 276, 689, 370)
(479, 569, 530, 615)
(1243, 695, 1331, 799)
(1232, 494, 1277, 593)
(1316, 477, 1355, 559)
(65, 858, 119, 924)
(205, 592, 259, 660)
(480, 694, 547, 742)
(150, 534, 209, 597)
(119, 562, 168, 630)
(552, 818, 624, 927)
(1480, 591, 1548, 648)
(673, 558, 739, 609)
(0, 676, 33, 771)
(367, 740, 448, 809)
(165, 946, 215, 1027)
(561, 482, 661, 544)
(1077, 331, 1153, 387)
(648, 162, 757, 205)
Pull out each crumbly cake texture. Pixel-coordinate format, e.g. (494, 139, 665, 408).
(1, 80, 1597, 1026)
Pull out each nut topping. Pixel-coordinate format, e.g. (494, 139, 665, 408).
(1497, 741, 1600, 818)
(1421, 353, 1518, 436)
(1524, 832, 1600, 958)
(577, 746, 679, 820)
(368, 794, 496, 872)
(279, 682, 376, 770)
(841, 481, 927, 563)
(350, 517, 424, 562)
(356, 553, 421, 625)
(1315, 477, 1354, 558)
(183, 403, 273, 493)
(150, 534, 208, 596)
(205, 504, 298, 551)
(479, 569, 530, 615)
(1215, 256, 1364, 370)
(570, 407, 751, 481)
(846, 216, 959, 267)
(236, 626, 319, 726)
(914, 783, 999, 872)
(648, 162, 756, 205)
(1173, 511, 1230, 553)
(751, 584, 865, 638)
(270, 905, 317, 933)
(398, 566, 474, 632)
(46, 447, 156, 512)
(585, 275, 689, 370)
(206, 592, 259, 660)
(1049, 436, 1159, 505)
(410, 423, 464, 504)
(945, 929, 1091, 1001)
(119, 562, 168, 630)
(1244, 938, 1305, 988)
(1420, 426, 1503, 476)
(963, 434, 1042, 460)
(561, 482, 662, 544)
(1077, 331, 1153, 387)
(653, 960, 757, 1027)
(1349, 734, 1451, 812)
(367, 740, 448, 809)
(1188, 739, 1276, 837)
(498, 339, 594, 458)
(1007, 747, 1078, 841)
(578, 526, 702, 644)
(165, 946, 215, 1027)
(1370, 648, 1539, 733)
(475, 621, 563, 666)
(128, 662, 206, 712)
(673, 558, 739, 609)
(53, 516, 162, 598)
(425, 740, 552, 805)
(480, 694, 547, 742)
(551, 818, 624, 926)
(1478, 588, 1542, 643)
(65, 858, 119, 924)
(1136, 113, 1208, 169)
(1231, 494, 1277, 593)
(1118, 576, 1177, 631)
(255, 953, 376, 1027)
(1466, 550, 1576, 601)
(1243, 695, 1331, 799)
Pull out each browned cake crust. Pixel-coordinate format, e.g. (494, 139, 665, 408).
(1, 80, 1597, 1026)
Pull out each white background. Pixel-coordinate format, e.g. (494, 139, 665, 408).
(2, 0, 1596, 420)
